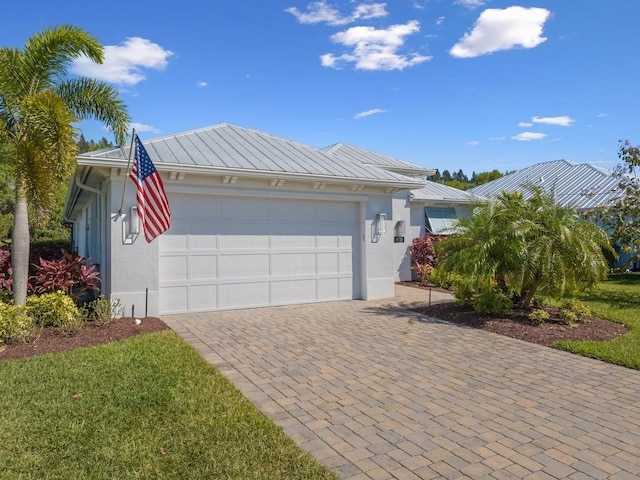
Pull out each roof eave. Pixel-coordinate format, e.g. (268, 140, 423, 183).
(76, 158, 425, 190)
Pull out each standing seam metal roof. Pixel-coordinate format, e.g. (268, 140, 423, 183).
(469, 159, 627, 209)
(78, 123, 424, 185)
(321, 143, 435, 176)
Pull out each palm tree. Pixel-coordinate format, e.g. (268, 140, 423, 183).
(0, 25, 130, 305)
(436, 189, 613, 307)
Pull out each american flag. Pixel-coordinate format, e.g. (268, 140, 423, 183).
(129, 135, 171, 242)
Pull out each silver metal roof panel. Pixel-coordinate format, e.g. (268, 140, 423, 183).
(410, 181, 481, 204)
(78, 123, 424, 187)
(469, 159, 626, 210)
(321, 143, 435, 177)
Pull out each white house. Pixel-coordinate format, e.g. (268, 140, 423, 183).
(64, 123, 476, 315)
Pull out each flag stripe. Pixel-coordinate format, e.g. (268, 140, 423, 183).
(129, 135, 172, 243)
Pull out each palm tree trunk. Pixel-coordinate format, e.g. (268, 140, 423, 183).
(12, 181, 30, 305)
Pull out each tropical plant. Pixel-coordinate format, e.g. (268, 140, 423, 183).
(29, 249, 101, 298)
(409, 234, 444, 282)
(0, 303, 38, 344)
(436, 189, 614, 307)
(0, 25, 129, 305)
(596, 140, 640, 266)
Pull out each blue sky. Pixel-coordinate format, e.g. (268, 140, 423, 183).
(5, 0, 638, 175)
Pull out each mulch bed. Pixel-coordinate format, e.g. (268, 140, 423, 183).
(401, 282, 629, 346)
(0, 317, 169, 362)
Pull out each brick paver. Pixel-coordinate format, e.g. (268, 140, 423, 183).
(163, 286, 640, 479)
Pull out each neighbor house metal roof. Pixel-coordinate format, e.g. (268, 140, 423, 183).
(77, 123, 425, 188)
(320, 143, 435, 177)
(469, 159, 626, 210)
(410, 180, 482, 204)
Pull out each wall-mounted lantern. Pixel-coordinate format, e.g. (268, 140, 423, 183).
(394, 220, 406, 243)
(375, 213, 387, 236)
(130, 205, 140, 235)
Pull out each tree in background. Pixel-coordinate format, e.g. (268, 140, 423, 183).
(596, 140, 640, 266)
(429, 168, 505, 190)
(0, 25, 129, 305)
(436, 189, 613, 307)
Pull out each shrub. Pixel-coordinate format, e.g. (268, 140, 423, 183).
(427, 268, 463, 290)
(83, 295, 124, 325)
(26, 292, 84, 335)
(453, 278, 476, 307)
(528, 309, 550, 326)
(559, 308, 578, 325)
(561, 299, 591, 319)
(410, 235, 445, 282)
(473, 288, 513, 316)
(0, 303, 39, 344)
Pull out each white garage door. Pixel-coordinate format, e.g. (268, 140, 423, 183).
(159, 194, 361, 313)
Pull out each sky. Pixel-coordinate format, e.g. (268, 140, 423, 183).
(4, 0, 639, 175)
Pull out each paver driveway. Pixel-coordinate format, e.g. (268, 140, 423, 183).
(163, 286, 640, 479)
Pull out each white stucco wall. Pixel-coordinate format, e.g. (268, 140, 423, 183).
(361, 193, 395, 299)
(106, 175, 161, 317)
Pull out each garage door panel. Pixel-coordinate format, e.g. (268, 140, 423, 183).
(160, 255, 188, 281)
(160, 234, 188, 250)
(160, 285, 188, 313)
(272, 253, 316, 276)
(160, 196, 361, 313)
(220, 282, 270, 308)
(190, 285, 218, 310)
(220, 254, 270, 278)
(317, 252, 338, 274)
(189, 234, 217, 250)
(318, 278, 339, 299)
(271, 279, 316, 303)
(190, 255, 217, 280)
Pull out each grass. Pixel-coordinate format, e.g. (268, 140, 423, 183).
(552, 273, 640, 369)
(0, 331, 337, 480)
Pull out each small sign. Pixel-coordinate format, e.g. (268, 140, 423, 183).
(394, 236, 405, 243)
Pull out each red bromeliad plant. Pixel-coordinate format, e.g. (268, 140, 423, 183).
(29, 250, 101, 299)
(409, 234, 446, 281)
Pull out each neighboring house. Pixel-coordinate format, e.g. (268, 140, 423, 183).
(469, 159, 634, 267)
(322, 143, 480, 281)
(64, 123, 476, 315)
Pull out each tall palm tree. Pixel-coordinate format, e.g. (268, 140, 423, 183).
(0, 25, 130, 305)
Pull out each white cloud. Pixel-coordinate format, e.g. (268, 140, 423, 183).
(130, 122, 160, 134)
(489, 136, 506, 141)
(512, 132, 547, 141)
(436, 16, 445, 26)
(467, 140, 480, 146)
(285, 1, 388, 26)
(354, 108, 388, 119)
(596, 112, 609, 118)
(532, 115, 574, 126)
(518, 122, 533, 128)
(321, 21, 432, 70)
(450, 6, 551, 58)
(197, 81, 208, 88)
(72, 37, 174, 86)
(455, 0, 485, 9)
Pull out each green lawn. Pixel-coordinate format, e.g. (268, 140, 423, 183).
(552, 274, 640, 369)
(0, 331, 337, 480)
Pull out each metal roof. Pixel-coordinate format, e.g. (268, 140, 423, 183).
(469, 159, 627, 210)
(410, 180, 481, 204)
(320, 143, 435, 177)
(78, 123, 424, 188)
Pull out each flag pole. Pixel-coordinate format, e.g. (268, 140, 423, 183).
(117, 128, 136, 218)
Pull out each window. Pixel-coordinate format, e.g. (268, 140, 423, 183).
(425, 207, 458, 234)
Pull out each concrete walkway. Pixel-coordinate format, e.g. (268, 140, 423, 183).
(163, 286, 640, 479)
